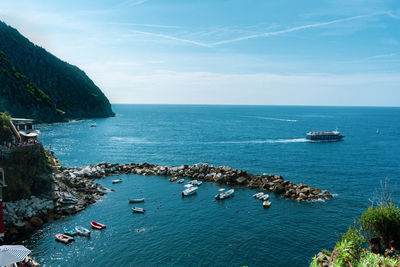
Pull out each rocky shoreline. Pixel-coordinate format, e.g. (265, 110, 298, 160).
(5, 161, 332, 241)
(4, 166, 106, 241)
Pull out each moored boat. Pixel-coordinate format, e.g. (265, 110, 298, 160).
(90, 221, 106, 230)
(215, 189, 234, 200)
(128, 198, 145, 203)
(112, 179, 122, 184)
(55, 233, 74, 244)
(182, 186, 198, 196)
(260, 194, 269, 200)
(63, 226, 78, 236)
(132, 207, 146, 213)
(169, 177, 178, 182)
(75, 226, 91, 237)
(177, 178, 184, 184)
(263, 201, 272, 208)
(190, 180, 202, 186)
(306, 129, 344, 141)
(253, 192, 264, 198)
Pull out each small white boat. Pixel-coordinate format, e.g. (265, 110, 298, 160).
(177, 179, 185, 184)
(218, 188, 225, 192)
(260, 194, 269, 200)
(184, 184, 193, 188)
(253, 192, 264, 198)
(75, 226, 91, 237)
(132, 207, 146, 213)
(190, 180, 202, 186)
(215, 189, 234, 200)
(263, 201, 272, 208)
(112, 179, 122, 184)
(55, 233, 74, 244)
(257, 193, 266, 199)
(128, 198, 145, 203)
(182, 186, 198, 196)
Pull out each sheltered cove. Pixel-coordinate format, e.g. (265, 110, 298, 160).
(4, 161, 332, 241)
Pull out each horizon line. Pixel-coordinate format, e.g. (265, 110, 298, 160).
(109, 103, 400, 108)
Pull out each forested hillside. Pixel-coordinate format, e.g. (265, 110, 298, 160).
(0, 21, 114, 122)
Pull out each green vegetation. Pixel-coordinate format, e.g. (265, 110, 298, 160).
(0, 112, 13, 143)
(311, 199, 400, 266)
(0, 145, 53, 201)
(360, 203, 400, 247)
(0, 20, 114, 122)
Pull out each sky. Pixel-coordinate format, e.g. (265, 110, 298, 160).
(0, 0, 399, 106)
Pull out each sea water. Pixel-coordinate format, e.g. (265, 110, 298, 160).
(22, 105, 400, 266)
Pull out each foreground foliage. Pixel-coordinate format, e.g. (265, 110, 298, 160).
(311, 202, 400, 266)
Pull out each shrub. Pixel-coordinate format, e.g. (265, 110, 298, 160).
(360, 203, 400, 247)
(0, 112, 13, 143)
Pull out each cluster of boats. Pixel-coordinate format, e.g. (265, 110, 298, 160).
(55, 221, 106, 244)
(253, 192, 272, 208)
(169, 177, 234, 199)
(128, 198, 146, 213)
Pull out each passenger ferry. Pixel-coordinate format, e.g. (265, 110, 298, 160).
(306, 129, 344, 141)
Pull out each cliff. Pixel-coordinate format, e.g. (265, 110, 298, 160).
(0, 21, 114, 122)
(0, 145, 53, 201)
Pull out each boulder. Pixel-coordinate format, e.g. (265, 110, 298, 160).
(273, 185, 285, 194)
(30, 216, 44, 227)
(236, 177, 247, 184)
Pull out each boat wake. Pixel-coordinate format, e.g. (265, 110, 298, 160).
(214, 138, 309, 144)
(244, 116, 298, 122)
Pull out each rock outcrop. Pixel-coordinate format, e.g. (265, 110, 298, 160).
(64, 162, 333, 201)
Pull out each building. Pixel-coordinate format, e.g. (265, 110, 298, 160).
(10, 118, 40, 143)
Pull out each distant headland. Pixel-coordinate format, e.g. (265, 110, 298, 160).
(0, 21, 114, 123)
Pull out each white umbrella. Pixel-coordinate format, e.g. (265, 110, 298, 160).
(0, 245, 31, 267)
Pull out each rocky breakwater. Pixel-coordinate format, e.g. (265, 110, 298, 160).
(4, 166, 107, 241)
(53, 166, 107, 216)
(4, 196, 54, 239)
(76, 162, 333, 201)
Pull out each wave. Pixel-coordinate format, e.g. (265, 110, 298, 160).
(110, 137, 157, 144)
(244, 116, 298, 122)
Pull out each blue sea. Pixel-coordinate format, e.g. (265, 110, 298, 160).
(23, 105, 400, 266)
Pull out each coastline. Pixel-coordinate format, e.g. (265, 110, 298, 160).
(5, 161, 332, 242)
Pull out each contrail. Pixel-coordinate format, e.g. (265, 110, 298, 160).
(212, 12, 384, 46)
(129, 30, 212, 48)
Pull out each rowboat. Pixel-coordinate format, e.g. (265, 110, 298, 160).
(260, 194, 269, 200)
(90, 221, 106, 230)
(169, 177, 178, 182)
(63, 226, 78, 236)
(177, 179, 184, 184)
(182, 186, 198, 196)
(215, 189, 234, 200)
(132, 207, 146, 213)
(253, 192, 264, 198)
(263, 201, 272, 208)
(55, 233, 74, 244)
(128, 198, 145, 203)
(190, 180, 202, 186)
(112, 179, 122, 184)
(75, 226, 91, 237)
